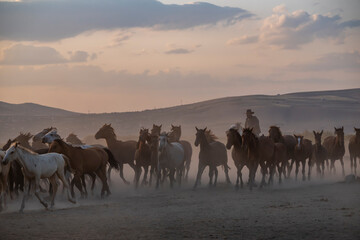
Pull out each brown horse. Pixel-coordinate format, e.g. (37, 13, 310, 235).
(242, 128, 275, 188)
(151, 124, 162, 136)
(49, 139, 117, 198)
(310, 131, 327, 179)
(66, 133, 84, 145)
(0, 150, 11, 211)
(268, 126, 297, 178)
(293, 135, 312, 181)
(193, 127, 231, 189)
(134, 128, 152, 188)
(95, 124, 137, 184)
(323, 127, 345, 176)
(226, 128, 251, 189)
(168, 125, 193, 181)
(349, 127, 360, 175)
(148, 134, 160, 186)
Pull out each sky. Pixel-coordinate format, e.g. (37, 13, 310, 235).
(0, 0, 359, 113)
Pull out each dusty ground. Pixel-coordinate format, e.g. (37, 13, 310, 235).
(1, 157, 359, 240)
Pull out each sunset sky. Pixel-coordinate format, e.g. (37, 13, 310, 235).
(0, 0, 359, 113)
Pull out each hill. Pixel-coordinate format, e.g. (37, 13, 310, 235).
(0, 88, 359, 143)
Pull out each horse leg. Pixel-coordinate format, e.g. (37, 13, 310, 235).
(350, 155, 354, 174)
(48, 175, 58, 209)
(287, 159, 294, 178)
(193, 164, 206, 189)
(354, 156, 357, 176)
(340, 157, 345, 176)
(177, 168, 183, 187)
(326, 159, 330, 172)
(81, 174, 88, 198)
(295, 161, 300, 181)
(149, 166, 154, 186)
(107, 166, 112, 183)
(73, 174, 84, 198)
(259, 162, 267, 188)
(89, 172, 96, 195)
(118, 163, 129, 185)
(224, 163, 231, 184)
(169, 169, 175, 188)
(56, 171, 76, 204)
(185, 164, 190, 182)
(307, 159, 312, 181)
(211, 167, 217, 187)
(95, 168, 109, 198)
(321, 161, 325, 178)
(277, 163, 282, 184)
(142, 165, 149, 186)
(19, 177, 31, 213)
(135, 166, 141, 189)
(301, 160, 306, 181)
(34, 176, 48, 209)
(208, 166, 214, 187)
(330, 160, 335, 175)
(128, 162, 137, 183)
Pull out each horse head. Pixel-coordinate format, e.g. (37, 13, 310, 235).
(294, 134, 304, 149)
(194, 127, 207, 147)
(151, 124, 162, 136)
(169, 125, 181, 142)
(159, 132, 171, 152)
(33, 127, 56, 142)
(268, 126, 282, 143)
(42, 130, 61, 144)
(95, 123, 115, 140)
(226, 128, 241, 150)
(354, 127, 360, 139)
(2, 142, 20, 165)
(313, 130, 323, 146)
(334, 127, 344, 147)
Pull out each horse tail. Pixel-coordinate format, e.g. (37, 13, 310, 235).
(62, 154, 74, 173)
(103, 148, 119, 170)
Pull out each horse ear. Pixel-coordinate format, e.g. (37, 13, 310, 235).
(195, 127, 199, 131)
(320, 130, 323, 135)
(313, 130, 316, 135)
(15, 142, 18, 147)
(204, 127, 207, 131)
(341, 126, 344, 131)
(159, 124, 162, 128)
(171, 124, 174, 128)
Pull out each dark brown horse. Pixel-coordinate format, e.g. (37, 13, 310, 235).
(310, 131, 327, 179)
(49, 139, 118, 198)
(193, 127, 230, 189)
(151, 124, 162, 136)
(148, 134, 160, 186)
(95, 124, 137, 184)
(168, 125, 193, 181)
(349, 127, 360, 175)
(293, 135, 312, 181)
(134, 128, 152, 188)
(268, 126, 297, 178)
(323, 127, 345, 176)
(242, 128, 275, 188)
(66, 133, 84, 145)
(226, 128, 252, 189)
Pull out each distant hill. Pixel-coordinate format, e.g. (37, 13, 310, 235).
(0, 88, 359, 143)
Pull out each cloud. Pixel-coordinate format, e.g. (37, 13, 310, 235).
(107, 32, 133, 48)
(288, 51, 360, 71)
(226, 35, 258, 45)
(0, 44, 92, 65)
(0, 0, 252, 41)
(228, 5, 360, 49)
(165, 48, 193, 55)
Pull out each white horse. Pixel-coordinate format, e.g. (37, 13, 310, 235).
(157, 132, 185, 188)
(2, 142, 76, 212)
(0, 150, 10, 211)
(42, 130, 93, 149)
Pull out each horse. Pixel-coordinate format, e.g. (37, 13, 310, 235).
(241, 128, 274, 189)
(293, 135, 313, 181)
(66, 133, 84, 145)
(48, 139, 117, 198)
(309, 131, 327, 179)
(193, 127, 231, 189)
(349, 127, 360, 176)
(151, 124, 162, 136)
(42, 130, 98, 196)
(168, 125, 193, 181)
(226, 128, 250, 189)
(32, 127, 56, 150)
(148, 134, 160, 186)
(0, 150, 11, 211)
(268, 126, 297, 178)
(157, 132, 184, 189)
(134, 128, 152, 188)
(95, 124, 137, 184)
(2, 142, 75, 212)
(323, 127, 345, 176)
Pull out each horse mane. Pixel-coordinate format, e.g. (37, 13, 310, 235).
(16, 132, 33, 141)
(229, 128, 242, 144)
(205, 129, 218, 142)
(13, 142, 38, 155)
(269, 126, 282, 136)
